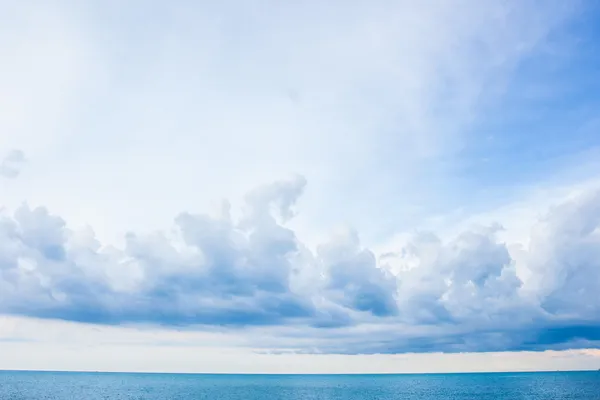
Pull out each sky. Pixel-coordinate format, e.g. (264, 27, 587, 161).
(1, 0, 600, 373)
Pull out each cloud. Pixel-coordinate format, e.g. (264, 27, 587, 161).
(318, 229, 398, 318)
(0, 149, 26, 178)
(0, 0, 582, 256)
(522, 189, 600, 318)
(1, 176, 599, 354)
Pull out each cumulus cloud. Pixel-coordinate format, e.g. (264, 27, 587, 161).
(0, 176, 599, 353)
(0, 149, 26, 179)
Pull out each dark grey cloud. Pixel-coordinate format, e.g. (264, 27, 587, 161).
(0, 177, 599, 353)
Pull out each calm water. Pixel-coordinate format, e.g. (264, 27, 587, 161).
(0, 371, 599, 399)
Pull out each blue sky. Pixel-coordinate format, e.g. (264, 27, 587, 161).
(1, 0, 600, 373)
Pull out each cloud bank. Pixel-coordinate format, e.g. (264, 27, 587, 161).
(1, 176, 599, 354)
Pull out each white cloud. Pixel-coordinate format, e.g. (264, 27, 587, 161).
(0, 0, 577, 248)
(0, 150, 26, 179)
(1, 175, 600, 358)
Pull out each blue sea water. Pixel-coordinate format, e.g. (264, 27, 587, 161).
(0, 370, 599, 399)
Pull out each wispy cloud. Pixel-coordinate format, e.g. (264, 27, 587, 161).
(0, 149, 25, 179)
(0, 0, 582, 248)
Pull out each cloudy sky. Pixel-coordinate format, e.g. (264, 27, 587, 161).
(1, 0, 600, 373)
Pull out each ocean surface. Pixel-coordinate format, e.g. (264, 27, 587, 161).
(0, 370, 599, 399)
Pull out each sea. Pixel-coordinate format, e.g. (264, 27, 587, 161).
(0, 370, 599, 399)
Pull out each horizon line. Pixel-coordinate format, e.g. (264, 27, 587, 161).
(2, 369, 598, 376)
